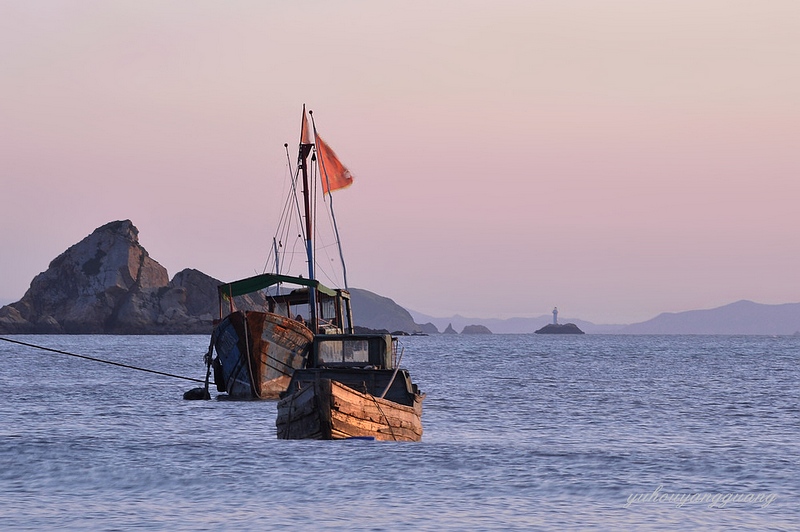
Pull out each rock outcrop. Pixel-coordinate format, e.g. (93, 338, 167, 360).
(534, 323, 585, 334)
(461, 324, 492, 334)
(417, 322, 439, 334)
(0, 221, 221, 334)
(443, 323, 457, 334)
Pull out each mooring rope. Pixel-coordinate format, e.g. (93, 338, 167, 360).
(0, 336, 210, 384)
(368, 391, 398, 442)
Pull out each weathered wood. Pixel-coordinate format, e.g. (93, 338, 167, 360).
(316, 378, 334, 439)
(214, 310, 312, 399)
(330, 410, 422, 441)
(276, 378, 423, 441)
(248, 312, 313, 399)
(276, 381, 330, 439)
(330, 383, 422, 429)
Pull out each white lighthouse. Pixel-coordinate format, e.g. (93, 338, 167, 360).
(552, 307, 558, 325)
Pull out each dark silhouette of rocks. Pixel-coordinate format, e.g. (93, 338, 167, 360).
(353, 326, 390, 335)
(534, 323, 585, 334)
(443, 323, 457, 334)
(461, 324, 492, 334)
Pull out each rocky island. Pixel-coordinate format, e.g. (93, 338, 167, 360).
(0, 220, 436, 335)
(0, 220, 221, 334)
(534, 307, 585, 334)
(534, 323, 585, 335)
(461, 324, 492, 334)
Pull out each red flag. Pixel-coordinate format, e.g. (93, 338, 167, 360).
(315, 133, 353, 194)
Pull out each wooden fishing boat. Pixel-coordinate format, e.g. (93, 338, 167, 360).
(277, 334, 424, 441)
(194, 105, 424, 436)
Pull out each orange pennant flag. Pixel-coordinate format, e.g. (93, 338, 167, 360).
(316, 133, 354, 194)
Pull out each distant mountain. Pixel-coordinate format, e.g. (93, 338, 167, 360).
(620, 300, 800, 335)
(406, 310, 624, 334)
(409, 301, 800, 335)
(349, 288, 433, 334)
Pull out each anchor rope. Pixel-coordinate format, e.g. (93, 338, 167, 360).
(0, 336, 210, 384)
(368, 391, 398, 442)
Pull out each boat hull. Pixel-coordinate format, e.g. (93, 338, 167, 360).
(213, 311, 313, 399)
(276, 378, 424, 441)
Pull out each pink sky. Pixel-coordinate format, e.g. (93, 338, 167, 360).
(1, 1, 798, 324)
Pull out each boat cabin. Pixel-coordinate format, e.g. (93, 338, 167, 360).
(282, 333, 419, 407)
(311, 333, 396, 369)
(217, 273, 354, 334)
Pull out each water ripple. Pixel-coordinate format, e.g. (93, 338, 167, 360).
(1, 334, 798, 529)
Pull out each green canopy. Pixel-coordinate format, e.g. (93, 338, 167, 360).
(218, 273, 337, 299)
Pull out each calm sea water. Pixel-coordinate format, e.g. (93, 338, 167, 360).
(1, 334, 798, 530)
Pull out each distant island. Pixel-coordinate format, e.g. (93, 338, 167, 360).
(461, 324, 492, 334)
(534, 307, 585, 334)
(535, 323, 585, 335)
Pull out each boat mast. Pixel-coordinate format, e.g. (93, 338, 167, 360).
(297, 105, 317, 330)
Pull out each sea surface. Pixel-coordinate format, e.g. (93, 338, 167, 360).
(1, 334, 798, 530)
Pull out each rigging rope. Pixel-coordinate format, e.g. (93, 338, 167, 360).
(262, 144, 306, 277)
(309, 113, 349, 290)
(264, 122, 348, 289)
(0, 336, 210, 384)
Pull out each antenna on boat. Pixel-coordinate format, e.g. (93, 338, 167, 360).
(272, 237, 280, 275)
(309, 110, 350, 290)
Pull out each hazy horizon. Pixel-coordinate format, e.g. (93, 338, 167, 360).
(2, 1, 798, 324)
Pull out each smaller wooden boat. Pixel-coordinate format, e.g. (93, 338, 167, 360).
(277, 334, 424, 441)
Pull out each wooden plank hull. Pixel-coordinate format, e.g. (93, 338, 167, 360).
(213, 311, 313, 399)
(249, 312, 314, 399)
(276, 378, 424, 441)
